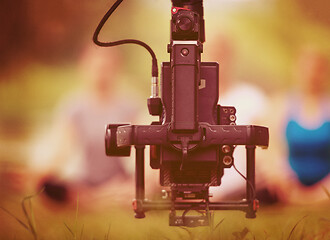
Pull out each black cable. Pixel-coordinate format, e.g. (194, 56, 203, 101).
(232, 162, 256, 200)
(93, 0, 158, 77)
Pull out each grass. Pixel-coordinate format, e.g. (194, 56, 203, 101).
(0, 191, 329, 240)
(0, 188, 44, 240)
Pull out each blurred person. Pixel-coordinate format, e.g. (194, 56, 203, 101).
(30, 46, 144, 208)
(264, 46, 330, 204)
(206, 35, 271, 202)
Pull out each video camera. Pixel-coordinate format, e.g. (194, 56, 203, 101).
(94, 0, 269, 227)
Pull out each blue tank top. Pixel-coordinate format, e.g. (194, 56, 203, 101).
(285, 96, 330, 186)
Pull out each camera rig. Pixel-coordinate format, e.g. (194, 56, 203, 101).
(94, 0, 269, 227)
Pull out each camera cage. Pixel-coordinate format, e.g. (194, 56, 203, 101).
(95, 0, 269, 227)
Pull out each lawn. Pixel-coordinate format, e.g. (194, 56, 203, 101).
(0, 191, 329, 240)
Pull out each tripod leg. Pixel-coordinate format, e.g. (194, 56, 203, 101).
(134, 145, 145, 218)
(245, 145, 257, 218)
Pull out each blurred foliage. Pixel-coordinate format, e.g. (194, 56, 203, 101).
(0, 64, 78, 138)
(0, 0, 134, 68)
(204, 0, 330, 90)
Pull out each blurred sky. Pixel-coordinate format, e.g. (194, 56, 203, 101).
(0, 0, 329, 165)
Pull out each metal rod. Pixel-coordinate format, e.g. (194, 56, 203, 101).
(246, 145, 256, 218)
(246, 145, 256, 201)
(141, 200, 250, 211)
(135, 145, 146, 218)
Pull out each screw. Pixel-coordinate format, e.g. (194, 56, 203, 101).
(223, 156, 233, 166)
(229, 115, 236, 121)
(161, 190, 168, 199)
(222, 145, 231, 153)
(181, 48, 189, 56)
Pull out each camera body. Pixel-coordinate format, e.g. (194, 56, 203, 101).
(103, 0, 269, 227)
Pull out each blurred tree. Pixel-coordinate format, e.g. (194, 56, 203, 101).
(0, 0, 134, 77)
(0, 0, 31, 76)
(296, 0, 330, 27)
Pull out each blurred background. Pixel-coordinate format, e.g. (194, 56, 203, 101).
(0, 0, 329, 238)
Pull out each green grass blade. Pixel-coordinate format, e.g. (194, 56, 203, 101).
(21, 196, 37, 239)
(213, 218, 225, 232)
(179, 226, 194, 240)
(29, 198, 37, 233)
(104, 224, 111, 240)
(74, 194, 79, 240)
(80, 223, 84, 240)
(64, 222, 74, 237)
(0, 206, 30, 232)
(21, 187, 44, 240)
(287, 215, 307, 240)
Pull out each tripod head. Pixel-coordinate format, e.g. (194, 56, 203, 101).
(95, 0, 269, 227)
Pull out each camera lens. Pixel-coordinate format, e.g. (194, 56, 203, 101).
(177, 17, 193, 32)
